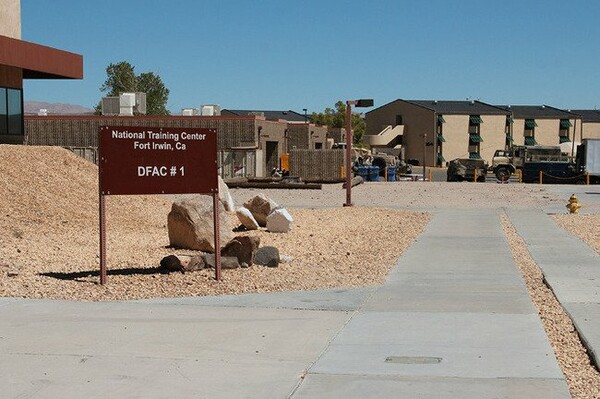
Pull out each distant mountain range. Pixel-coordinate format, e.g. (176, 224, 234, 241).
(24, 101, 94, 115)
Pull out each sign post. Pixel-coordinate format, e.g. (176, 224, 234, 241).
(98, 126, 219, 284)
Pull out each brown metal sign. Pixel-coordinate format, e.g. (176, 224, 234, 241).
(99, 126, 218, 195)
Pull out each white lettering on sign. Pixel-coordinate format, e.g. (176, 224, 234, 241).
(113, 130, 145, 139)
(175, 142, 186, 150)
(152, 142, 173, 150)
(133, 141, 151, 150)
(181, 132, 206, 140)
(137, 166, 186, 177)
(138, 166, 167, 177)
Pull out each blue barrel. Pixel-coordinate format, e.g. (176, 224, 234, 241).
(387, 166, 396, 182)
(357, 166, 369, 180)
(368, 166, 380, 181)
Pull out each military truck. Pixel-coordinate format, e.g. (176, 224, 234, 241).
(491, 145, 566, 181)
(447, 158, 487, 182)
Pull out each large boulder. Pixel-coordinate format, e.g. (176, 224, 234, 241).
(266, 208, 293, 233)
(236, 206, 260, 230)
(255, 246, 280, 268)
(167, 198, 233, 252)
(221, 235, 261, 266)
(218, 176, 235, 212)
(243, 194, 278, 227)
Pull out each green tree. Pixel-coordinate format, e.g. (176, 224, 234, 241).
(311, 100, 367, 146)
(95, 61, 170, 115)
(137, 72, 170, 115)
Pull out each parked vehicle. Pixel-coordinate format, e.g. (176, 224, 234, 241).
(447, 158, 487, 182)
(491, 145, 566, 181)
(521, 161, 582, 184)
(576, 138, 600, 184)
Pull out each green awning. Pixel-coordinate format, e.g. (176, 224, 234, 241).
(469, 152, 482, 160)
(437, 154, 445, 164)
(524, 136, 537, 145)
(507, 116, 514, 124)
(560, 120, 573, 128)
(437, 115, 446, 124)
(559, 136, 571, 143)
(525, 119, 538, 128)
(437, 134, 446, 142)
(470, 115, 483, 124)
(469, 133, 483, 143)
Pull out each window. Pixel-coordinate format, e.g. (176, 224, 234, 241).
(0, 87, 23, 136)
(395, 115, 403, 126)
(505, 116, 513, 148)
(559, 119, 571, 143)
(524, 136, 538, 145)
(468, 116, 483, 158)
(0, 88, 7, 134)
(7, 89, 23, 135)
(524, 119, 536, 144)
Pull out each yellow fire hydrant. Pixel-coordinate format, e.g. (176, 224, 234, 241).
(566, 194, 582, 214)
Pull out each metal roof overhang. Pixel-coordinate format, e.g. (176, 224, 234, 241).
(0, 35, 83, 79)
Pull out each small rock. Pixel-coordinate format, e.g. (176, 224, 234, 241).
(221, 235, 260, 266)
(243, 194, 279, 227)
(159, 255, 205, 273)
(218, 176, 235, 212)
(266, 208, 293, 233)
(202, 254, 240, 269)
(255, 246, 280, 268)
(280, 255, 293, 263)
(236, 207, 260, 230)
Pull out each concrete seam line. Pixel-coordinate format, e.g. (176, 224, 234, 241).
(285, 308, 359, 399)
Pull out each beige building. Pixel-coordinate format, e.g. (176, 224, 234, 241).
(365, 100, 510, 166)
(0, 0, 21, 38)
(0, 0, 83, 145)
(496, 105, 580, 148)
(572, 110, 600, 140)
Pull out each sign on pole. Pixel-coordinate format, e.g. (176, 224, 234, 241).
(98, 126, 220, 284)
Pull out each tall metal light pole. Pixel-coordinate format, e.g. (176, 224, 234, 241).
(423, 133, 427, 181)
(344, 99, 374, 207)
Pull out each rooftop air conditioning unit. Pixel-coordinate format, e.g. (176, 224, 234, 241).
(101, 96, 120, 116)
(119, 93, 136, 116)
(201, 104, 221, 116)
(182, 108, 199, 116)
(134, 92, 146, 114)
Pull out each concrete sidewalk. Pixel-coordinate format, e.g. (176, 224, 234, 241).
(0, 209, 571, 398)
(508, 209, 600, 369)
(292, 209, 570, 398)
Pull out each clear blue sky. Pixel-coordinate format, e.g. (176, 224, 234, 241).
(21, 0, 600, 113)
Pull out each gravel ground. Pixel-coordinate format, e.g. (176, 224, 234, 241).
(552, 214, 600, 255)
(0, 145, 428, 300)
(501, 213, 600, 399)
